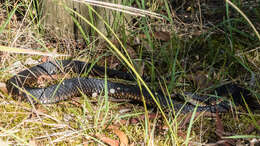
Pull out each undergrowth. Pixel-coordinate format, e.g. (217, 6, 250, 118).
(0, 0, 260, 145)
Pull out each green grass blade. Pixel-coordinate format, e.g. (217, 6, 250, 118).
(0, 4, 20, 34)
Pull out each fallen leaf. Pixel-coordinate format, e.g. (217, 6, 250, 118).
(246, 120, 260, 134)
(180, 112, 215, 129)
(186, 71, 213, 89)
(108, 125, 129, 146)
(215, 111, 224, 137)
(125, 44, 137, 59)
(215, 111, 233, 146)
(130, 117, 139, 124)
(96, 133, 119, 146)
(41, 56, 50, 62)
(139, 31, 171, 42)
(153, 31, 171, 41)
(36, 74, 59, 87)
(180, 113, 193, 129)
(0, 82, 7, 94)
(130, 113, 158, 124)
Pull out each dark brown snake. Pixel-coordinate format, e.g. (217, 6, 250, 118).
(6, 60, 257, 113)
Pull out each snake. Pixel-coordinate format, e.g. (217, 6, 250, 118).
(6, 60, 255, 113)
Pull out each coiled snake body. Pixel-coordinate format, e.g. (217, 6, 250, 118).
(6, 60, 252, 113)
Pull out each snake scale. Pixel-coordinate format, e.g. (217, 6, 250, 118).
(6, 60, 254, 113)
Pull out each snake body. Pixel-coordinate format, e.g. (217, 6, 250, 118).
(7, 60, 251, 113)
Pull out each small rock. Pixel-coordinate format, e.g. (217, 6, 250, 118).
(9, 61, 22, 75)
(24, 58, 39, 65)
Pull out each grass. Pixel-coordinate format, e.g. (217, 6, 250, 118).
(0, 0, 260, 145)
